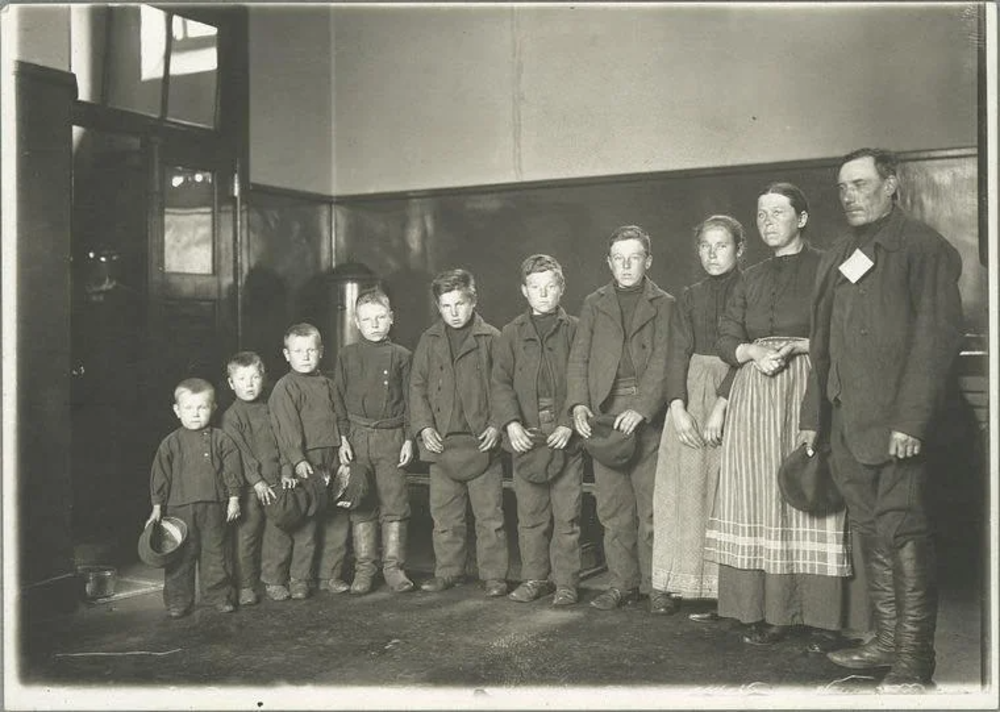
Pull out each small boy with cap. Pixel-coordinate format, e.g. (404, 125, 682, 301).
(268, 323, 340, 600)
(332, 289, 416, 594)
(492, 255, 583, 606)
(567, 225, 675, 612)
(221, 351, 281, 606)
(146, 377, 242, 618)
(410, 268, 509, 597)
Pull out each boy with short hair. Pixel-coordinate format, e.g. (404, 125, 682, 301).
(410, 268, 509, 597)
(221, 351, 280, 606)
(333, 289, 416, 594)
(268, 323, 340, 600)
(492, 255, 583, 606)
(567, 225, 674, 612)
(146, 377, 242, 618)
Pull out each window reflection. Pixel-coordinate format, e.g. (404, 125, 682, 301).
(164, 167, 215, 274)
(72, 5, 218, 128)
(167, 15, 218, 127)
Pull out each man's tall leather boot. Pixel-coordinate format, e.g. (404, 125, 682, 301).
(877, 538, 937, 693)
(350, 520, 380, 595)
(828, 531, 896, 669)
(382, 520, 415, 593)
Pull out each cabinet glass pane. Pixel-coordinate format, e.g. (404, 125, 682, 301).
(164, 166, 214, 274)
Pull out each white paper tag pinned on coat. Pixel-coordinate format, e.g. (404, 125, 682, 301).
(838, 248, 874, 283)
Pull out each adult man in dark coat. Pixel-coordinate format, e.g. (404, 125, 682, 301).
(567, 225, 674, 612)
(800, 148, 963, 692)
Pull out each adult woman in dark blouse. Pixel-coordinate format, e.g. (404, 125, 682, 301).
(650, 215, 742, 615)
(704, 183, 851, 648)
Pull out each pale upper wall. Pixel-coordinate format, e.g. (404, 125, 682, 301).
(5, 4, 979, 197)
(332, 6, 517, 195)
(248, 6, 335, 194)
(333, 3, 979, 195)
(9, 5, 71, 71)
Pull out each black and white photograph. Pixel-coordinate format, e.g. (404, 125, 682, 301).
(1, 1, 996, 709)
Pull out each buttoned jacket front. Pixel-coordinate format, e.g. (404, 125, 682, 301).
(802, 207, 964, 464)
(492, 307, 578, 431)
(409, 312, 500, 439)
(566, 278, 674, 422)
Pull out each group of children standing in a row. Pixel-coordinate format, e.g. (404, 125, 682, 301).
(146, 225, 715, 618)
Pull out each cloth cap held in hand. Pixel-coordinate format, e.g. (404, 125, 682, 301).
(437, 433, 492, 482)
(137, 516, 189, 568)
(264, 485, 311, 532)
(514, 428, 566, 484)
(777, 443, 845, 515)
(583, 414, 637, 470)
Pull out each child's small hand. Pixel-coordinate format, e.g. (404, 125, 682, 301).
(145, 505, 162, 528)
(506, 422, 534, 453)
(547, 425, 573, 450)
(421, 427, 444, 454)
(478, 426, 499, 452)
(339, 437, 354, 465)
(254, 480, 276, 505)
(226, 497, 241, 522)
(294, 460, 314, 479)
(281, 474, 298, 489)
(397, 439, 414, 468)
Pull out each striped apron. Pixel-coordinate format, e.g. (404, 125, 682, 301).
(704, 337, 850, 577)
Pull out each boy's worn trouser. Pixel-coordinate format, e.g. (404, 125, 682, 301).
(347, 418, 410, 522)
(261, 446, 332, 586)
(260, 514, 317, 586)
(593, 388, 661, 594)
(429, 456, 509, 581)
(234, 485, 266, 589)
(163, 501, 232, 611)
(513, 451, 584, 590)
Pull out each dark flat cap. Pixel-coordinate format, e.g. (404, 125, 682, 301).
(513, 428, 566, 484)
(265, 484, 312, 532)
(583, 414, 637, 470)
(437, 433, 491, 482)
(777, 443, 844, 515)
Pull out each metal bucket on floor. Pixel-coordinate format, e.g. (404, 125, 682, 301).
(77, 565, 118, 600)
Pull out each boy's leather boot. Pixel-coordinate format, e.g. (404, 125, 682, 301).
(382, 520, 415, 593)
(350, 520, 380, 595)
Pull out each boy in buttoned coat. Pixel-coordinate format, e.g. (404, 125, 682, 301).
(409, 268, 509, 597)
(567, 225, 675, 612)
(493, 255, 583, 606)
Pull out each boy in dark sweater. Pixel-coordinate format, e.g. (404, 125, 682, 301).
(268, 323, 340, 600)
(333, 289, 415, 594)
(146, 378, 242, 618)
(221, 351, 281, 606)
